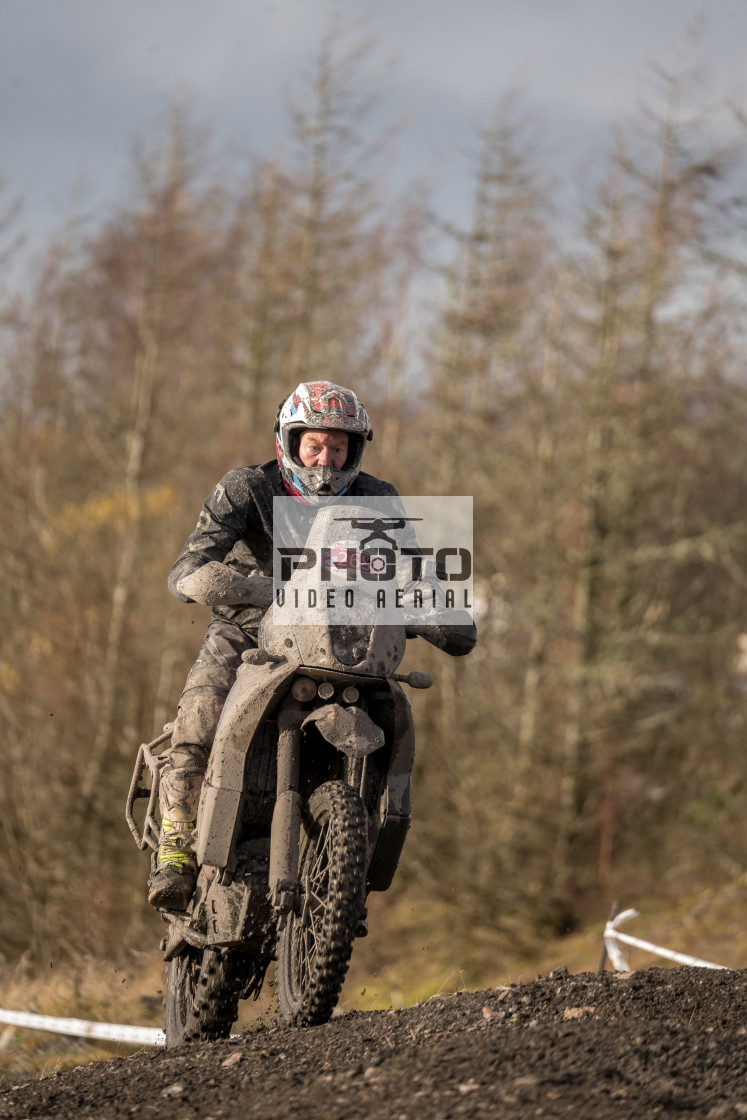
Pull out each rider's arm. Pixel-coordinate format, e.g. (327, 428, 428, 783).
(394, 504, 478, 657)
(168, 469, 272, 608)
(175, 562, 273, 608)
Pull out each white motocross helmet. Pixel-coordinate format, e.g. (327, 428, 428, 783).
(274, 381, 373, 498)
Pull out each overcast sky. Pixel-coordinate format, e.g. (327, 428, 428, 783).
(2, 0, 746, 271)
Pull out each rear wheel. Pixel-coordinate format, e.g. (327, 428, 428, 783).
(164, 946, 256, 1047)
(276, 780, 367, 1027)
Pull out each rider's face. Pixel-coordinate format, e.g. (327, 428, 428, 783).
(298, 429, 349, 470)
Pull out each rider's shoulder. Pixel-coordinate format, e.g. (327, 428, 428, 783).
(212, 461, 279, 500)
(353, 471, 399, 497)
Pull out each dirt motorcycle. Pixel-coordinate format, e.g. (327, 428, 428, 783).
(126, 589, 442, 1045)
(127, 492, 474, 1046)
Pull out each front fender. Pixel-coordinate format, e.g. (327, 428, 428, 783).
(301, 704, 385, 758)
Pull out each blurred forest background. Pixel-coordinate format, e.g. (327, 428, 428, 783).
(0, 22, 746, 984)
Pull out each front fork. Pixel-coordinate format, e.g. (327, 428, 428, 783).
(268, 697, 303, 915)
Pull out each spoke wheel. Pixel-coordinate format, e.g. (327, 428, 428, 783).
(276, 780, 367, 1027)
(164, 946, 255, 1047)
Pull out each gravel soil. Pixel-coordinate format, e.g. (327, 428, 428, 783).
(3, 967, 747, 1119)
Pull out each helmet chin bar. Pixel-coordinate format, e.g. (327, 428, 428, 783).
(293, 463, 349, 496)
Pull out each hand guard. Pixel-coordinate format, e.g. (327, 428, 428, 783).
(405, 610, 477, 657)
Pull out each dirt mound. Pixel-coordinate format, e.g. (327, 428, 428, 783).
(2, 967, 747, 1119)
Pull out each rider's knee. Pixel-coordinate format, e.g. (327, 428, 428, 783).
(172, 687, 228, 752)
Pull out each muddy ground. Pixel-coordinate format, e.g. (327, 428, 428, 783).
(2, 966, 747, 1119)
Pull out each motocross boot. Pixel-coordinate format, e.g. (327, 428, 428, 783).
(149, 743, 206, 910)
(147, 818, 197, 910)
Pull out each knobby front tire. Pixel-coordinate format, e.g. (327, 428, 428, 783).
(276, 780, 367, 1027)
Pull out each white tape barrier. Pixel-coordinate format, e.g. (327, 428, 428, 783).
(604, 908, 731, 973)
(0, 1008, 164, 1047)
(0, 908, 726, 1048)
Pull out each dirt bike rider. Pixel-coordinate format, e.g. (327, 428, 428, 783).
(148, 380, 476, 910)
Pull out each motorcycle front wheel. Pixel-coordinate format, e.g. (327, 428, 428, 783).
(276, 780, 367, 1027)
(164, 946, 255, 1047)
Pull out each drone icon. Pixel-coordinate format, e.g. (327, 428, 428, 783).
(333, 516, 422, 550)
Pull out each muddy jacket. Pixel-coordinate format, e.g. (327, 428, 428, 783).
(168, 459, 398, 634)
